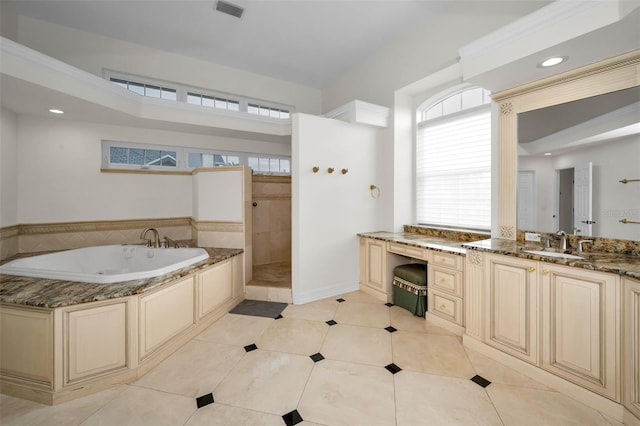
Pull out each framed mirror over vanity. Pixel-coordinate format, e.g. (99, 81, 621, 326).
(492, 50, 639, 242)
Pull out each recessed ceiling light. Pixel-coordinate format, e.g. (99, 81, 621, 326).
(49, 109, 64, 114)
(544, 152, 552, 156)
(538, 56, 567, 68)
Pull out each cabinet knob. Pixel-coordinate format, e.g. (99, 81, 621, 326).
(528, 266, 536, 272)
(543, 269, 549, 275)
(440, 304, 447, 309)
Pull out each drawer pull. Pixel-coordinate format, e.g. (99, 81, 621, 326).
(439, 278, 446, 283)
(528, 266, 536, 272)
(440, 304, 447, 309)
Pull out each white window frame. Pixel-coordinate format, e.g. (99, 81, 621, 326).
(102, 140, 291, 175)
(103, 70, 294, 119)
(415, 85, 492, 231)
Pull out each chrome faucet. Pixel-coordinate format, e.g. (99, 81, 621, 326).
(577, 239, 594, 253)
(556, 230, 568, 250)
(140, 227, 161, 248)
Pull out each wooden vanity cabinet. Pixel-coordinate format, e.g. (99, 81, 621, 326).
(428, 252, 464, 326)
(363, 238, 386, 293)
(623, 277, 640, 422)
(541, 263, 619, 401)
(484, 253, 539, 365)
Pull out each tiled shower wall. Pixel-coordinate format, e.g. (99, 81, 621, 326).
(252, 175, 291, 266)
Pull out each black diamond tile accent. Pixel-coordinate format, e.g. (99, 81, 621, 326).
(326, 320, 337, 326)
(275, 314, 283, 320)
(282, 409, 304, 426)
(244, 343, 258, 352)
(336, 298, 345, 302)
(385, 302, 394, 307)
(196, 393, 214, 408)
(385, 363, 402, 374)
(310, 353, 325, 363)
(471, 374, 492, 388)
(384, 326, 397, 333)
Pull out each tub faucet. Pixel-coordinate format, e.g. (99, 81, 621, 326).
(163, 236, 179, 248)
(140, 228, 161, 248)
(556, 230, 568, 250)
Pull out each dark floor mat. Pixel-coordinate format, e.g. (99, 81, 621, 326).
(230, 299, 287, 319)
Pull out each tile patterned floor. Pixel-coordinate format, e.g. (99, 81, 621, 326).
(0, 291, 622, 426)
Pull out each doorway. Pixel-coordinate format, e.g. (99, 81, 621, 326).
(557, 168, 574, 232)
(249, 175, 292, 292)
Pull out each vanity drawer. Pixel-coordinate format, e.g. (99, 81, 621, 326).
(431, 252, 463, 270)
(430, 266, 463, 297)
(428, 290, 463, 326)
(387, 243, 427, 260)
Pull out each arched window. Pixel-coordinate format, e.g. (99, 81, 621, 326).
(416, 86, 492, 230)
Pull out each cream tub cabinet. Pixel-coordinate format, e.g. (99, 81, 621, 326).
(0, 253, 243, 405)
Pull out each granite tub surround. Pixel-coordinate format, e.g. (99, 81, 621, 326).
(0, 247, 242, 308)
(464, 238, 640, 279)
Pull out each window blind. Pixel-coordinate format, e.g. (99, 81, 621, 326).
(416, 108, 491, 230)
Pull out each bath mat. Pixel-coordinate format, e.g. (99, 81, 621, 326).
(230, 299, 287, 319)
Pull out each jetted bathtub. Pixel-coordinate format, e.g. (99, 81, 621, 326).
(0, 245, 210, 284)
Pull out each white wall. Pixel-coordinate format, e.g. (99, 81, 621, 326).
(519, 135, 640, 240)
(15, 115, 288, 223)
(193, 170, 243, 222)
(1, 108, 19, 226)
(292, 113, 382, 304)
(9, 15, 322, 116)
(321, 3, 543, 113)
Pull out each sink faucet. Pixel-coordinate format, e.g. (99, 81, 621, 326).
(577, 239, 594, 253)
(140, 227, 161, 248)
(556, 230, 568, 250)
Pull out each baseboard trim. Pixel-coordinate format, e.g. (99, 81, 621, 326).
(293, 281, 359, 305)
(462, 335, 624, 422)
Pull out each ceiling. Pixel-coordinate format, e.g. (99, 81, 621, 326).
(1, 0, 549, 89)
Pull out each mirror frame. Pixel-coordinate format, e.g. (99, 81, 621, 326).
(492, 50, 640, 240)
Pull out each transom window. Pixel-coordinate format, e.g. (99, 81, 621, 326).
(416, 86, 492, 231)
(105, 71, 292, 119)
(102, 140, 290, 175)
(110, 78, 177, 101)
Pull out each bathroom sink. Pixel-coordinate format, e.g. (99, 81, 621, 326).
(522, 250, 584, 260)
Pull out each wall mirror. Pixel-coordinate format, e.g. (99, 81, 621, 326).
(493, 51, 639, 241)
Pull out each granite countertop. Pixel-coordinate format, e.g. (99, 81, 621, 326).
(359, 231, 640, 279)
(358, 232, 468, 255)
(464, 238, 640, 280)
(0, 247, 243, 308)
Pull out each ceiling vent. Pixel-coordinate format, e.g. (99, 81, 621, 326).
(216, 0, 244, 18)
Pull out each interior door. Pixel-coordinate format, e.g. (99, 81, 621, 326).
(574, 162, 593, 236)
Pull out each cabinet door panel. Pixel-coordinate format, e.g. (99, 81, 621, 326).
(366, 240, 385, 290)
(623, 278, 640, 418)
(0, 307, 52, 384)
(66, 302, 127, 383)
(542, 265, 618, 401)
(485, 255, 538, 365)
(199, 260, 233, 319)
(139, 276, 195, 358)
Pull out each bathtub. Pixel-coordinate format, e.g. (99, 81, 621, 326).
(0, 245, 210, 284)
